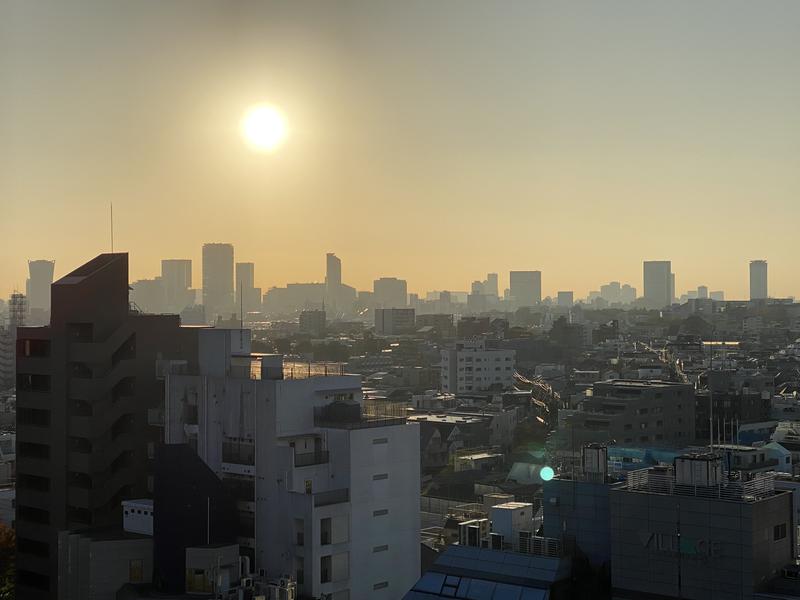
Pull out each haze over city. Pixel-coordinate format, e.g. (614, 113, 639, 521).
(3, 0, 800, 299)
(6, 3, 800, 600)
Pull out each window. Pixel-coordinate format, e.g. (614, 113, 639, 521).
(373, 473, 388, 481)
(129, 559, 144, 583)
(16, 373, 50, 392)
(18, 408, 50, 427)
(372, 437, 388, 445)
(18, 505, 50, 525)
(775, 523, 787, 541)
(321, 517, 331, 545)
(320, 556, 331, 584)
(18, 474, 49, 492)
(373, 545, 388, 553)
(373, 509, 389, 517)
(305, 480, 312, 494)
(295, 518, 304, 546)
(17, 570, 50, 591)
(18, 339, 50, 358)
(374, 582, 389, 590)
(17, 538, 49, 558)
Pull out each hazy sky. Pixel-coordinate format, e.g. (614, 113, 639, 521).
(2, 1, 800, 300)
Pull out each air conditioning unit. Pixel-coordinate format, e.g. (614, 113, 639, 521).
(458, 519, 490, 547)
(241, 577, 253, 589)
(489, 532, 504, 550)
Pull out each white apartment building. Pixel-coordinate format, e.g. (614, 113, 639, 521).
(440, 339, 515, 394)
(165, 329, 420, 600)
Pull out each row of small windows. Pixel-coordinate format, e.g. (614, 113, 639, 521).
(124, 507, 152, 517)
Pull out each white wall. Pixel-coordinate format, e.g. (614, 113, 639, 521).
(348, 424, 420, 600)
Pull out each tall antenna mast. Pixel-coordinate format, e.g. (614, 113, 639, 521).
(709, 328, 714, 453)
(110, 202, 114, 252)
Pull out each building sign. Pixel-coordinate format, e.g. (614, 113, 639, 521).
(640, 531, 722, 560)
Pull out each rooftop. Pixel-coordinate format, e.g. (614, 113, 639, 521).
(616, 465, 779, 503)
(597, 379, 689, 389)
(408, 414, 486, 425)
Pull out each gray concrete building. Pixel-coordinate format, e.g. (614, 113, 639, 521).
(610, 454, 794, 600)
(566, 380, 695, 448)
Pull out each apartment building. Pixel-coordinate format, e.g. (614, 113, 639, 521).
(164, 329, 420, 600)
(440, 339, 515, 394)
(14, 253, 200, 599)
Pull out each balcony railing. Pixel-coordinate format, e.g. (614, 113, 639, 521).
(294, 450, 329, 468)
(314, 488, 349, 507)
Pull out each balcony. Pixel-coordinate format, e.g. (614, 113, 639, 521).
(313, 488, 349, 507)
(294, 450, 329, 468)
(313, 402, 406, 430)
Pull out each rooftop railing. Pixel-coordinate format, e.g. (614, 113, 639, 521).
(283, 361, 346, 380)
(624, 466, 776, 502)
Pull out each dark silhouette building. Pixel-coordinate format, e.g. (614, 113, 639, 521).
(152, 444, 238, 594)
(15, 253, 200, 599)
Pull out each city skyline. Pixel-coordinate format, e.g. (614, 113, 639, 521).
(4, 1, 800, 300)
(0, 248, 784, 304)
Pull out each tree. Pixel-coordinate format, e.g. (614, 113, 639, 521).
(0, 523, 15, 600)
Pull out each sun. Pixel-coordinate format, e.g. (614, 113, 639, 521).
(241, 104, 288, 152)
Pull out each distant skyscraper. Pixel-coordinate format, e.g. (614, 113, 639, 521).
(373, 277, 408, 308)
(557, 291, 574, 307)
(323, 253, 355, 315)
(620, 284, 637, 304)
(710, 290, 725, 301)
(643, 261, 672, 309)
(509, 271, 542, 307)
(235, 262, 254, 291)
(26, 259, 55, 315)
(325, 253, 341, 288)
(750, 260, 768, 300)
(161, 259, 192, 313)
(670, 272, 676, 304)
(235, 262, 261, 315)
(485, 273, 499, 298)
(202, 243, 234, 321)
(697, 285, 709, 300)
(600, 281, 621, 304)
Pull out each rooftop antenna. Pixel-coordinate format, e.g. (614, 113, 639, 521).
(239, 279, 244, 348)
(709, 328, 714, 454)
(110, 202, 114, 253)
